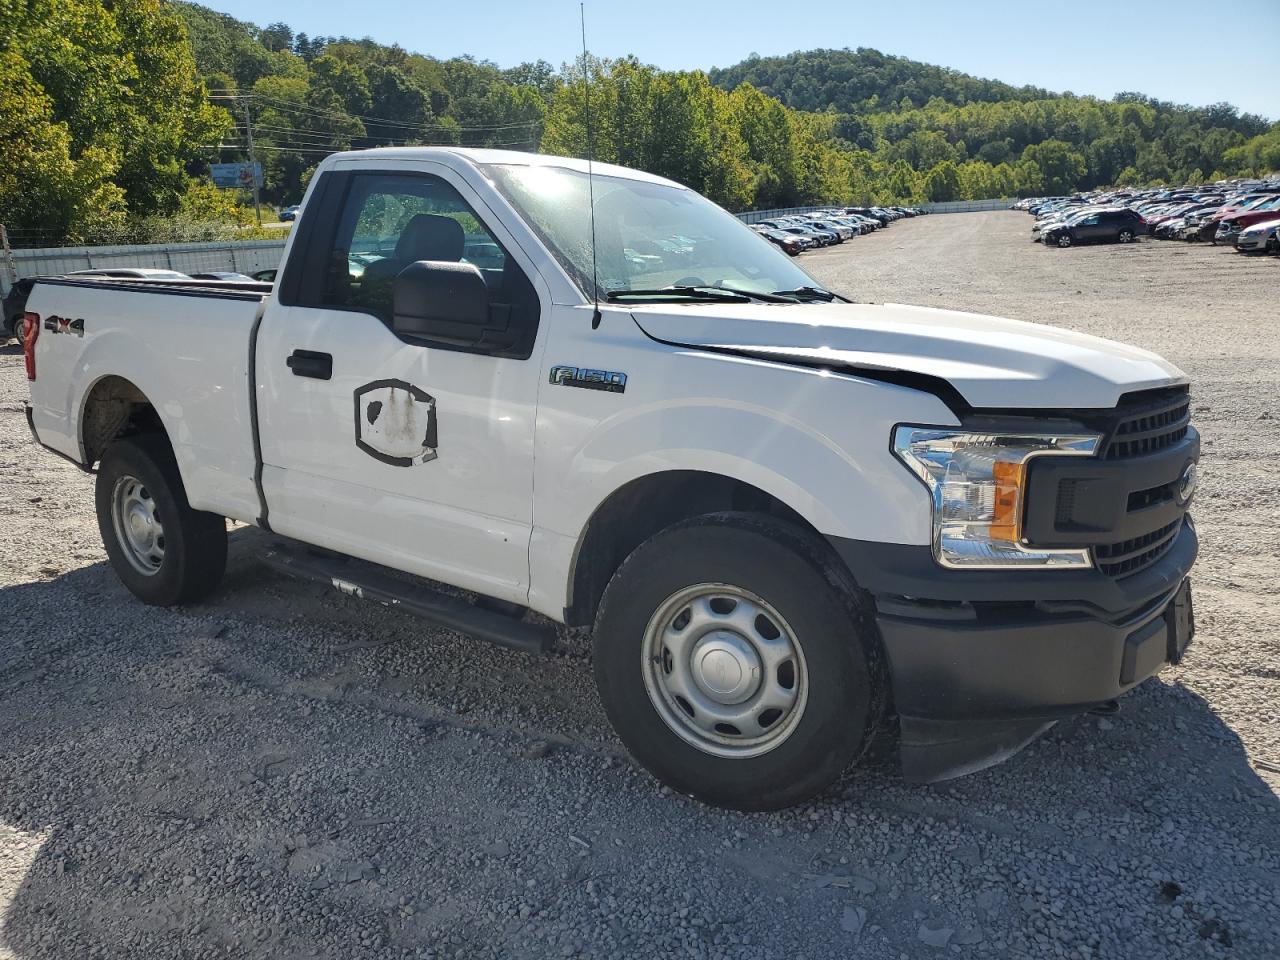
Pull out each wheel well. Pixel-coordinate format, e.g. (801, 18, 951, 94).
(80, 376, 167, 465)
(564, 470, 824, 627)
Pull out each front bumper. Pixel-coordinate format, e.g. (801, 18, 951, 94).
(829, 520, 1197, 782)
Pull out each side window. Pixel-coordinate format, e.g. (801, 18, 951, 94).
(1080, 216, 1100, 226)
(320, 173, 508, 317)
(314, 171, 540, 359)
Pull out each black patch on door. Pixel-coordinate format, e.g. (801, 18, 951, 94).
(353, 380, 438, 467)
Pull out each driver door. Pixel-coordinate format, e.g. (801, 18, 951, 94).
(256, 161, 546, 603)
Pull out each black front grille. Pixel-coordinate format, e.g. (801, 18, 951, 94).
(1017, 384, 1197, 580)
(1094, 519, 1183, 578)
(1103, 387, 1190, 460)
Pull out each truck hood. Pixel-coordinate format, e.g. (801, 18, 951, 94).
(629, 301, 1187, 410)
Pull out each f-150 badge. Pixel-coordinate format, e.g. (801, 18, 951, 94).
(354, 380, 438, 467)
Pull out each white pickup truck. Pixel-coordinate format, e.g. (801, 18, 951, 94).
(21, 148, 1199, 809)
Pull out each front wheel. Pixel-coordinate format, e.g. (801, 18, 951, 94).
(96, 434, 228, 606)
(593, 514, 885, 810)
(1056, 233, 1073, 247)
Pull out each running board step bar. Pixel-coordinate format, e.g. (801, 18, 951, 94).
(260, 544, 555, 654)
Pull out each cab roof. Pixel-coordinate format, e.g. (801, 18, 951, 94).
(324, 146, 684, 189)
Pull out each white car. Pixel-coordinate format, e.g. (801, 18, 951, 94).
(1235, 216, 1280, 253)
(21, 147, 1199, 810)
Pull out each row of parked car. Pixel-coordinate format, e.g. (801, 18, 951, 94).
(1014, 177, 1280, 254)
(748, 206, 926, 255)
(2, 267, 275, 343)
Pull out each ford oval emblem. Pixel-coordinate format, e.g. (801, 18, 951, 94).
(1177, 462, 1198, 504)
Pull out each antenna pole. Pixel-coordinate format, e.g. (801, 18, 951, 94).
(580, 3, 602, 329)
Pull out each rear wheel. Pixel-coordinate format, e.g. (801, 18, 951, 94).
(1118, 229, 1135, 243)
(593, 513, 885, 810)
(96, 434, 227, 606)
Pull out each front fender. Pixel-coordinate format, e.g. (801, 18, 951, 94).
(571, 398, 913, 542)
(528, 348, 960, 619)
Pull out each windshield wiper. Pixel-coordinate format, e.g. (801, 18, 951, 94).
(606, 285, 795, 304)
(605, 286, 751, 303)
(770, 285, 838, 302)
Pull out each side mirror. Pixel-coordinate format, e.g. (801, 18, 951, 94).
(392, 260, 490, 347)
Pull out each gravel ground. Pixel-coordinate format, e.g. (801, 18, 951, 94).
(1, 211, 1277, 959)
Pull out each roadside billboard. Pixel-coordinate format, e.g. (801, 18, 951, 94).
(210, 162, 264, 190)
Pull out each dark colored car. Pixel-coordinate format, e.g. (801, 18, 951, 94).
(1043, 209, 1145, 247)
(279, 205, 301, 222)
(844, 207, 890, 225)
(755, 228, 809, 256)
(3, 277, 36, 342)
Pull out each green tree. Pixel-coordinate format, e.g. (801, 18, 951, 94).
(883, 159, 922, 202)
(1020, 140, 1086, 194)
(923, 160, 962, 201)
(2, 0, 227, 240)
(0, 47, 127, 242)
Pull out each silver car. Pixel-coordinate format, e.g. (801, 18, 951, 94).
(1235, 217, 1280, 253)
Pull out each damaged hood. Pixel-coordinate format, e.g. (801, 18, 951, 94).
(630, 301, 1186, 409)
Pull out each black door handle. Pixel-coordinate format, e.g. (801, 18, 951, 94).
(286, 349, 332, 380)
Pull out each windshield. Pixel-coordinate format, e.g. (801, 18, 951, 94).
(483, 162, 825, 299)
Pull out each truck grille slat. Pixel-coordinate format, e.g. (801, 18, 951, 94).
(1094, 519, 1182, 577)
(1103, 388, 1191, 461)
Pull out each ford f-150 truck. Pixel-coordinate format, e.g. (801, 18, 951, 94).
(20, 148, 1198, 810)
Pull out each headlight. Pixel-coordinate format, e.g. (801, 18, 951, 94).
(892, 426, 1101, 569)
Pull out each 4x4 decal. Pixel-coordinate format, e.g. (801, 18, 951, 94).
(353, 379, 438, 467)
(42, 315, 85, 337)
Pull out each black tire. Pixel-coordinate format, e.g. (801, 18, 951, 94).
(1118, 229, 1134, 243)
(593, 513, 886, 810)
(95, 433, 227, 606)
(1055, 233, 1073, 247)
(7, 315, 22, 344)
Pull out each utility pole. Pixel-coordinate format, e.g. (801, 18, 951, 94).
(243, 98, 262, 225)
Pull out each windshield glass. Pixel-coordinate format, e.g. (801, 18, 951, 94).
(483, 162, 824, 298)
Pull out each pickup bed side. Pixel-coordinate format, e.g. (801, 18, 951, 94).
(27, 278, 268, 524)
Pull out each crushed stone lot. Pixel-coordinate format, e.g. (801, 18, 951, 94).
(1, 210, 1278, 959)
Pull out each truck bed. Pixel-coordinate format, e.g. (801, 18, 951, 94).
(26, 276, 270, 525)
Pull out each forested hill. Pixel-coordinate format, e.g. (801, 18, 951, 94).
(709, 48, 1053, 113)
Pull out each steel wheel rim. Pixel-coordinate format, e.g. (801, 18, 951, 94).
(111, 475, 165, 576)
(641, 583, 808, 758)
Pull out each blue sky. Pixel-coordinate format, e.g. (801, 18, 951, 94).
(208, 0, 1280, 120)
